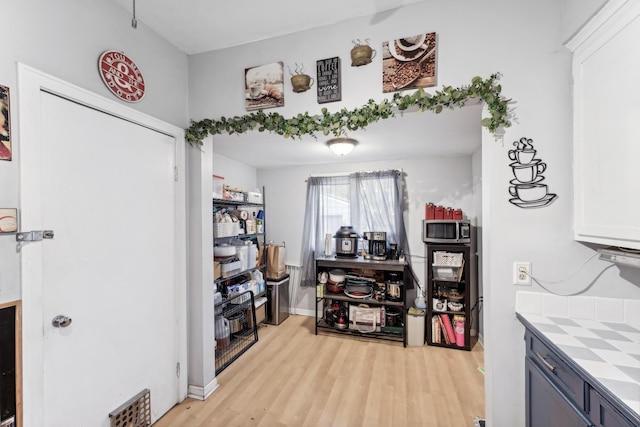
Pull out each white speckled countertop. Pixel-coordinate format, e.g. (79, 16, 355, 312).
(516, 291, 640, 421)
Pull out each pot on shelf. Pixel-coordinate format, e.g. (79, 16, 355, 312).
(326, 280, 345, 294)
(328, 269, 346, 283)
(228, 313, 244, 334)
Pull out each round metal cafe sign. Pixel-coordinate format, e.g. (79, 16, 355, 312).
(98, 50, 146, 102)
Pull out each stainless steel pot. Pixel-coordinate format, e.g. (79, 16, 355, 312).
(228, 313, 244, 333)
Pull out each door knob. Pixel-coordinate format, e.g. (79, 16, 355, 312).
(52, 315, 72, 328)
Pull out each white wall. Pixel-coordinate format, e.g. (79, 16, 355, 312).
(472, 146, 483, 340)
(189, 1, 640, 425)
(212, 152, 258, 195)
(0, 0, 188, 304)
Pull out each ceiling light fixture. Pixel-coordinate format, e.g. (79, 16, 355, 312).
(327, 137, 358, 156)
(131, 0, 137, 29)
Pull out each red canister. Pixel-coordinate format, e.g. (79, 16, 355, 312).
(453, 209, 463, 220)
(444, 207, 453, 220)
(425, 203, 435, 220)
(434, 205, 444, 219)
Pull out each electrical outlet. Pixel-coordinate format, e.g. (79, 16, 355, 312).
(513, 262, 531, 285)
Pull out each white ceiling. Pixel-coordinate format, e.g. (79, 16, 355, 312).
(111, 0, 426, 54)
(110, 0, 482, 169)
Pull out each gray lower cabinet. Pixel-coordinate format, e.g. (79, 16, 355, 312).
(526, 358, 592, 427)
(520, 315, 638, 427)
(589, 387, 637, 427)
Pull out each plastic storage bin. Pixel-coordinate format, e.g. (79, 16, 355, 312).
(407, 311, 426, 347)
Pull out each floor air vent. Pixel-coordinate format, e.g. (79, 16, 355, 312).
(109, 389, 151, 427)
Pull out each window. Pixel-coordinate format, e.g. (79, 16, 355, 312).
(300, 170, 409, 286)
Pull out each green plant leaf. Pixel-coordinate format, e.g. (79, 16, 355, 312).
(185, 73, 512, 146)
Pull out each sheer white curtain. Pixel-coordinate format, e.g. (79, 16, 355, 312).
(350, 170, 409, 257)
(300, 170, 409, 287)
(300, 175, 350, 287)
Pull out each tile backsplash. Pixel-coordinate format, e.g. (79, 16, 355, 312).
(516, 291, 640, 328)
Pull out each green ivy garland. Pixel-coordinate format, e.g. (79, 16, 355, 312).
(185, 73, 511, 146)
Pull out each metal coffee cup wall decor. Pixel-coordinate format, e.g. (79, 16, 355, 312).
(507, 137, 558, 208)
(288, 63, 314, 93)
(350, 39, 377, 66)
(382, 32, 437, 93)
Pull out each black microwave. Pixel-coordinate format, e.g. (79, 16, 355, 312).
(422, 220, 471, 244)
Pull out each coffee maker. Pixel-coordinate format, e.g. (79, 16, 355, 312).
(363, 231, 387, 260)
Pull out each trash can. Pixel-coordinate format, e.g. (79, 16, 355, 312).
(407, 309, 426, 347)
(266, 274, 290, 325)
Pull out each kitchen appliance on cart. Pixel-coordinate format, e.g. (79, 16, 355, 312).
(422, 219, 471, 244)
(384, 271, 404, 302)
(334, 226, 359, 258)
(363, 231, 387, 260)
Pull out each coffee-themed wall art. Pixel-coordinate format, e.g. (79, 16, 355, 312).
(0, 208, 17, 233)
(382, 32, 437, 93)
(245, 62, 285, 111)
(1, 85, 11, 161)
(288, 63, 314, 93)
(350, 39, 377, 67)
(508, 137, 558, 208)
(316, 57, 341, 104)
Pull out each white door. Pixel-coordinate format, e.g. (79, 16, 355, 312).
(19, 65, 187, 427)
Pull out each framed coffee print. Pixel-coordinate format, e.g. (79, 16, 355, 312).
(382, 32, 437, 93)
(245, 62, 285, 111)
(1, 85, 11, 161)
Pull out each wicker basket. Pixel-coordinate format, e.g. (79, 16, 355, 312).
(433, 251, 464, 267)
(432, 259, 465, 282)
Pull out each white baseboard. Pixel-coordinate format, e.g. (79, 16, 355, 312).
(477, 333, 484, 348)
(290, 308, 314, 317)
(187, 378, 220, 401)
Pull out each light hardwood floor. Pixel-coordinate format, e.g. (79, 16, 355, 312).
(155, 314, 485, 427)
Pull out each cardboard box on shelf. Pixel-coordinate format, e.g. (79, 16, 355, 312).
(214, 261, 221, 280)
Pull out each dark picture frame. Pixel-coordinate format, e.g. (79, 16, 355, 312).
(0, 85, 11, 161)
(316, 57, 341, 104)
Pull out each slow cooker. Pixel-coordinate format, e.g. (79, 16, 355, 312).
(334, 226, 359, 258)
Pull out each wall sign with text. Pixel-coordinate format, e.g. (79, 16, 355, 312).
(316, 57, 341, 104)
(98, 50, 146, 103)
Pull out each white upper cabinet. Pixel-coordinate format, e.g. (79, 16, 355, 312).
(567, 0, 640, 250)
